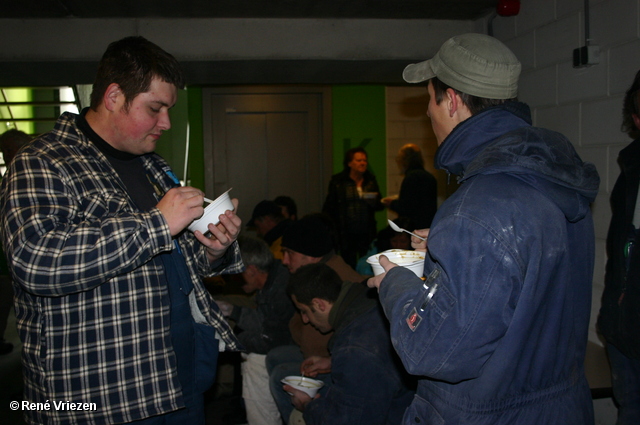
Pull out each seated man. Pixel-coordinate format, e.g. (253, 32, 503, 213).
(280, 214, 364, 283)
(274, 195, 298, 221)
(216, 236, 295, 425)
(266, 214, 366, 423)
(283, 263, 414, 424)
(248, 200, 292, 260)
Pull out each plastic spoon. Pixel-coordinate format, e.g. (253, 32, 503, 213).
(387, 219, 427, 241)
(204, 187, 232, 205)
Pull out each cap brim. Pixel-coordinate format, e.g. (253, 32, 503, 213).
(403, 59, 436, 84)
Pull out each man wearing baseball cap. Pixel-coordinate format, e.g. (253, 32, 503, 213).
(369, 33, 599, 424)
(248, 199, 292, 260)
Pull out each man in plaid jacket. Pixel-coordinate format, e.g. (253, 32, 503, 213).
(0, 36, 243, 424)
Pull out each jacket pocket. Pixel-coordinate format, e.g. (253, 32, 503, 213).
(193, 322, 220, 393)
(399, 272, 456, 366)
(404, 394, 444, 425)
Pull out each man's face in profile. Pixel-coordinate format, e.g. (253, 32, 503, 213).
(281, 248, 320, 273)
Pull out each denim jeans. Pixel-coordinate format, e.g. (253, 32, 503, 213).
(607, 343, 640, 425)
(266, 345, 331, 424)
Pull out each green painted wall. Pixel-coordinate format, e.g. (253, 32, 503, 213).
(331, 85, 387, 231)
(155, 87, 205, 191)
(154, 89, 187, 182)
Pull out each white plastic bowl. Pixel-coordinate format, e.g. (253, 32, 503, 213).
(281, 376, 324, 398)
(188, 189, 234, 234)
(366, 249, 425, 277)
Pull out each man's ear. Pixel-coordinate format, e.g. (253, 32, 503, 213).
(104, 83, 123, 112)
(448, 88, 473, 122)
(633, 113, 640, 131)
(245, 264, 257, 276)
(445, 88, 457, 117)
(312, 298, 331, 313)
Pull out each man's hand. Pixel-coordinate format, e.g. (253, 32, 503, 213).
(194, 198, 242, 262)
(367, 255, 398, 291)
(283, 385, 319, 412)
(411, 228, 430, 252)
(301, 356, 331, 377)
(214, 300, 233, 317)
(381, 195, 397, 207)
(156, 187, 206, 236)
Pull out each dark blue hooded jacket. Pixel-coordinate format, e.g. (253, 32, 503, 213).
(379, 102, 599, 425)
(304, 282, 414, 425)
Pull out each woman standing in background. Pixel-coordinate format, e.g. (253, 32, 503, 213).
(323, 147, 383, 268)
(382, 143, 438, 230)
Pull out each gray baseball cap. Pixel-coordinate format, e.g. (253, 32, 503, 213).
(403, 33, 521, 100)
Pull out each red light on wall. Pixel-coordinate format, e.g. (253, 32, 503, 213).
(497, 0, 521, 16)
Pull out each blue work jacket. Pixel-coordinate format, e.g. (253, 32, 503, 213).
(379, 102, 599, 424)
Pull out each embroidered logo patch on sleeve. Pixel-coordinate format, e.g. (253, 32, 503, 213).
(406, 307, 422, 332)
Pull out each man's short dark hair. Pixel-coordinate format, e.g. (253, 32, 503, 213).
(274, 195, 297, 220)
(90, 36, 185, 112)
(622, 69, 640, 139)
(248, 200, 284, 227)
(431, 77, 516, 116)
(0, 129, 32, 166)
(287, 263, 342, 305)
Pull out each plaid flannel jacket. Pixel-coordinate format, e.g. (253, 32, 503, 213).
(0, 112, 243, 424)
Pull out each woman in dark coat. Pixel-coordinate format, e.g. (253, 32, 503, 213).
(382, 143, 438, 230)
(322, 147, 383, 268)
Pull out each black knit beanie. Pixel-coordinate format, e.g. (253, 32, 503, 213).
(281, 215, 333, 257)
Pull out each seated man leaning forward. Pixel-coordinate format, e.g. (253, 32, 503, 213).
(216, 236, 295, 425)
(283, 263, 413, 425)
(266, 214, 365, 423)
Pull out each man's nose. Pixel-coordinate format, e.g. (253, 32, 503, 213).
(158, 111, 171, 131)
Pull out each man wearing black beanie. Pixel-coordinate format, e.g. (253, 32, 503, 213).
(267, 214, 366, 424)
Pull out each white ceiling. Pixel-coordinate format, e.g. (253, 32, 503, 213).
(1, 1, 500, 86)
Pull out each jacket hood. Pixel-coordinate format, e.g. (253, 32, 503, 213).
(327, 281, 376, 349)
(435, 102, 600, 222)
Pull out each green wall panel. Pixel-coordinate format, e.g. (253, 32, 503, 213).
(331, 85, 387, 231)
(154, 87, 205, 191)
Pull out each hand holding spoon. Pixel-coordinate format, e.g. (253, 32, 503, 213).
(387, 219, 427, 241)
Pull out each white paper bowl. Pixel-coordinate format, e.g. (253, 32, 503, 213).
(366, 249, 425, 277)
(188, 189, 234, 234)
(281, 376, 324, 398)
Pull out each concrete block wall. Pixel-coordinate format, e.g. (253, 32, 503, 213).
(385, 86, 458, 213)
(490, 0, 640, 347)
